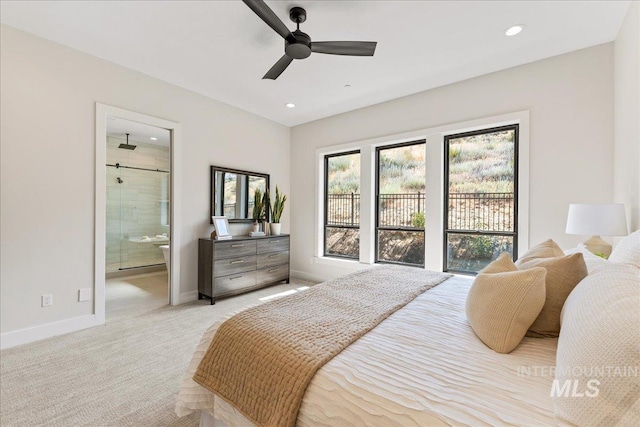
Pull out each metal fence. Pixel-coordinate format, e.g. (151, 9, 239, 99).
(326, 193, 360, 226)
(327, 192, 425, 228)
(327, 192, 514, 232)
(223, 203, 235, 217)
(378, 193, 424, 227)
(447, 192, 514, 232)
(223, 202, 255, 218)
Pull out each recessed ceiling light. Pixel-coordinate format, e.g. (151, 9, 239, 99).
(505, 25, 525, 36)
(150, 137, 158, 141)
(285, 103, 296, 108)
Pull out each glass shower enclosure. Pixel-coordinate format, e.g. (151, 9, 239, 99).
(105, 137, 170, 273)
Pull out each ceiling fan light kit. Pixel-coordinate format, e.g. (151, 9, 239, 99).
(242, 0, 377, 80)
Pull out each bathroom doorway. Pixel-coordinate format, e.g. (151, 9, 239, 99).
(104, 118, 171, 320)
(95, 104, 181, 326)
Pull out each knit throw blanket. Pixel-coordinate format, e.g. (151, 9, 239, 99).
(193, 266, 452, 427)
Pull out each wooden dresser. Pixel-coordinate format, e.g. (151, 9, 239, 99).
(198, 235, 290, 304)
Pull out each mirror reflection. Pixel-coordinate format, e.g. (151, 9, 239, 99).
(211, 166, 269, 222)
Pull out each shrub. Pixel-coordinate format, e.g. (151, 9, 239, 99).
(411, 212, 425, 228)
(465, 235, 495, 259)
(403, 179, 426, 192)
(329, 156, 352, 172)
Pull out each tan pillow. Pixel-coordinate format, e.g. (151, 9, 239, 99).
(517, 253, 588, 337)
(466, 266, 546, 354)
(515, 239, 564, 266)
(554, 264, 640, 426)
(481, 252, 518, 273)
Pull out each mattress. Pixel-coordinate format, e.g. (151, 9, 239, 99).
(177, 275, 558, 426)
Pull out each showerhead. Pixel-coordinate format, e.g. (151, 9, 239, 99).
(118, 133, 137, 150)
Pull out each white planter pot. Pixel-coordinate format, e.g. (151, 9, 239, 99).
(270, 223, 282, 236)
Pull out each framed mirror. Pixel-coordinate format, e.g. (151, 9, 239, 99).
(210, 166, 270, 223)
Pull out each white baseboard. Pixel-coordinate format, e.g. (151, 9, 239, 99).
(177, 290, 198, 305)
(290, 269, 328, 283)
(0, 314, 101, 350)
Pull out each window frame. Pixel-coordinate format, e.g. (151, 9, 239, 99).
(375, 139, 427, 267)
(442, 124, 519, 274)
(323, 150, 361, 260)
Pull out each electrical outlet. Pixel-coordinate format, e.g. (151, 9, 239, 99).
(78, 288, 91, 302)
(42, 294, 53, 307)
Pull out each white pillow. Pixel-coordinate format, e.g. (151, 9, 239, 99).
(554, 264, 640, 426)
(609, 230, 640, 268)
(564, 244, 609, 273)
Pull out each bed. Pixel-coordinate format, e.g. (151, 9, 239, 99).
(176, 272, 559, 426)
(176, 232, 640, 427)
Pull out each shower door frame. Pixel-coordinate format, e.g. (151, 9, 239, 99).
(95, 104, 182, 325)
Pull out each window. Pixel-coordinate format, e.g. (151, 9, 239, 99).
(324, 151, 360, 259)
(376, 141, 426, 266)
(444, 125, 518, 274)
(221, 172, 238, 218)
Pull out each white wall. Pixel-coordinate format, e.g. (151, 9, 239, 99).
(0, 25, 290, 335)
(614, 1, 640, 232)
(290, 44, 615, 281)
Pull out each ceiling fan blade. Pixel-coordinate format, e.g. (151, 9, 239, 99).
(263, 55, 293, 80)
(311, 41, 377, 56)
(242, 0, 295, 43)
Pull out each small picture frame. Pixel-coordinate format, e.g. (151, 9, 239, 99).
(211, 216, 232, 240)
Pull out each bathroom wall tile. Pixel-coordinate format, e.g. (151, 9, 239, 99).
(128, 152, 155, 168)
(157, 159, 170, 171)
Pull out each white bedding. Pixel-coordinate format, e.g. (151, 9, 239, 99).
(176, 275, 558, 426)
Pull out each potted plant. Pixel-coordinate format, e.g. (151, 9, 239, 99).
(251, 188, 264, 232)
(270, 186, 287, 236)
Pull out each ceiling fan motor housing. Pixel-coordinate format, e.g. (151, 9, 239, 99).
(285, 30, 311, 59)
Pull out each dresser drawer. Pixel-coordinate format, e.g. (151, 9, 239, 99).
(257, 237, 290, 254)
(214, 240, 257, 259)
(214, 271, 257, 297)
(257, 251, 290, 270)
(213, 255, 256, 277)
(257, 264, 289, 286)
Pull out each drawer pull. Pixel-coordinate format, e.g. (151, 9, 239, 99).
(268, 254, 280, 258)
(270, 241, 280, 244)
(230, 260, 245, 264)
(268, 268, 281, 273)
(231, 244, 244, 248)
(229, 275, 244, 280)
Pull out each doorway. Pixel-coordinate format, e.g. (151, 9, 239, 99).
(95, 104, 181, 325)
(105, 118, 171, 320)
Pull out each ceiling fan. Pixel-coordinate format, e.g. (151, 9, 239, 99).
(242, 0, 377, 80)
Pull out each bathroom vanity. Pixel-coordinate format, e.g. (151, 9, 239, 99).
(197, 235, 290, 304)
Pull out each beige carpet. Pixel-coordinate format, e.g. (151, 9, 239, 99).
(106, 272, 169, 322)
(0, 279, 316, 427)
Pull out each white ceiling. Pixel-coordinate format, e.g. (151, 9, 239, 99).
(0, 1, 631, 127)
(107, 116, 171, 147)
